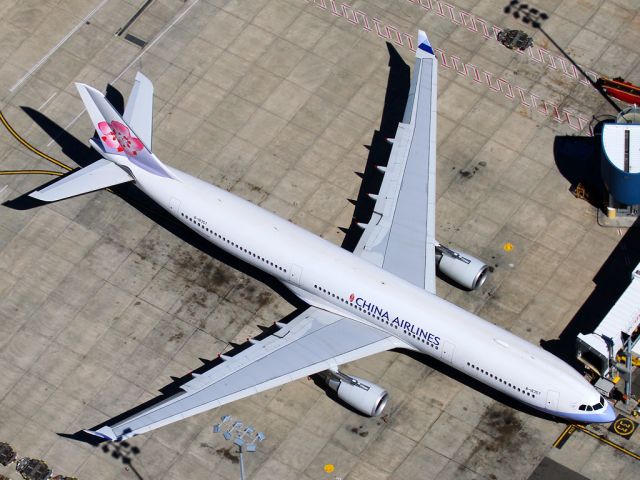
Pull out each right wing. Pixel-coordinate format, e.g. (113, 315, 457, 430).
(86, 306, 403, 441)
(353, 31, 438, 294)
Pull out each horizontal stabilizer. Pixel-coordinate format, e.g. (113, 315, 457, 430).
(29, 159, 132, 202)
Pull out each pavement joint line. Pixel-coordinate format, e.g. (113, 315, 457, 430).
(309, 0, 593, 135)
(405, 0, 599, 86)
(112, 0, 202, 83)
(38, 92, 58, 111)
(0, 111, 73, 171)
(8, 0, 110, 93)
(46, 110, 84, 147)
(552, 423, 575, 448)
(116, 0, 155, 37)
(50, 0, 203, 145)
(574, 424, 640, 461)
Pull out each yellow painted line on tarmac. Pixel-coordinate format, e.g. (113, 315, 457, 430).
(0, 170, 63, 176)
(0, 111, 72, 171)
(552, 424, 575, 449)
(574, 424, 640, 461)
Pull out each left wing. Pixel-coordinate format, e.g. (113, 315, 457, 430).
(354, 31, 438, 293)
(86, 307, 402, 441)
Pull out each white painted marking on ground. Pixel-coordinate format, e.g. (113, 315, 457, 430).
(113, 0, 202, 82)
(38, 92, 57, 110)
(9, 0, 110, 93)
(50, 0, 202, 144)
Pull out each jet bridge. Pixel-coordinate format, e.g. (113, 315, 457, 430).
(576, 262, 640, 378)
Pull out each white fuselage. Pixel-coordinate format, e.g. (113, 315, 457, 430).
(124, 159, 614, 424)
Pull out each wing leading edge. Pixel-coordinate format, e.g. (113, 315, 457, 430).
(354, 30, 438, 293)
(86, 307, 402, 441)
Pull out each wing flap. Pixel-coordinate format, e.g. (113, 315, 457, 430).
(85, 307, 401, 441)
(28, 159, 132, 202)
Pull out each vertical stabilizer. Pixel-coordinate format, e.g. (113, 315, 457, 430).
(123, 72, 154, 150)
(76, 81, 176, 179)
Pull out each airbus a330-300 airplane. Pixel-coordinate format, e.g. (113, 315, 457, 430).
(28, 31, 615, 441)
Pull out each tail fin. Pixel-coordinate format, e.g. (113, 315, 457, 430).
(123, 72, 154, 150)
(76, 80, 176, 179)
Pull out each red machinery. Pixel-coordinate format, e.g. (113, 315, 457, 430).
(597, 77, 640, 105)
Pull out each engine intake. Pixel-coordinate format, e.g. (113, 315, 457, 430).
(436, 244, 489, 290)
(321, 371, 388, 417)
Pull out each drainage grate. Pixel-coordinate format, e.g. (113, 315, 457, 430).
(124, 33, 147, 48)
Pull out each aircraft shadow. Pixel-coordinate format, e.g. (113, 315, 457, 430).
(540, 215, 640, 366)
(9, 45, 561, 446)
(543, 122, 640, 365)
(552, 119, 612, 211)
(9, 107, 306, 311)
(6, 91, 312, 444)
(400, 349, 556, 422)
(36, 45, 411, 443)
(341, 42, 410, 252)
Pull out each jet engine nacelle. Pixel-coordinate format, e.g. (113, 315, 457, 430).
(322, 371, 388, 417)
(436, 245, 489, 290)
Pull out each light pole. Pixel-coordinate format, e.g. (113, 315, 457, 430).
(213, 415, 265, 480)
(504, 0, 621, 113)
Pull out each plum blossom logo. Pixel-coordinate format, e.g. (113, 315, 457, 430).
(349, 293, 355, 302)
(98, 121, 121, 151)
(111, 121, 144, 156)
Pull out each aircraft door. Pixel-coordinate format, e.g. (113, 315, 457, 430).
(545, 390, 559, 411)
(440, 341, 455, 364)
(289, 264, 302, 285)
(169, 197, 181, 214)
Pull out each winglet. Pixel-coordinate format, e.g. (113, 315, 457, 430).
(416, 30, 434, 58)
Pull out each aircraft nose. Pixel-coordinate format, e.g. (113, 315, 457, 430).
(595, 402, 617, 423)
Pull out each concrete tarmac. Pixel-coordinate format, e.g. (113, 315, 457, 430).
(0, 0, 639, 479)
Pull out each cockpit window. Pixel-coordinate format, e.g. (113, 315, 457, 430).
(579, 396, 607, 412)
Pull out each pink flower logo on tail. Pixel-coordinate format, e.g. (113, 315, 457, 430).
(97, 121, 121, 151)
(111, 121, 144, 156)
